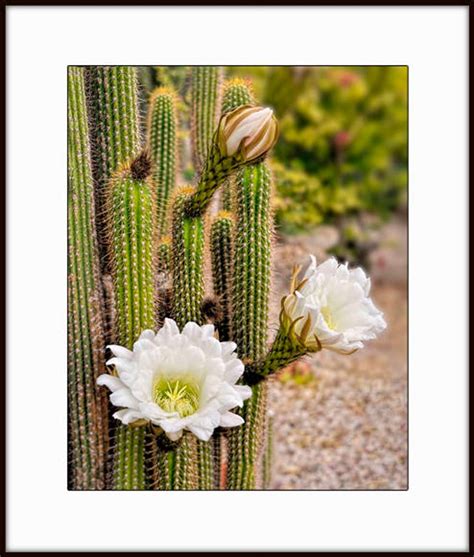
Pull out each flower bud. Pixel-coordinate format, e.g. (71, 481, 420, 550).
(217, 105, 279, 162)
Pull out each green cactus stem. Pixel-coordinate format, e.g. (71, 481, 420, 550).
(210, 211, 234, 342)
(106, 152, 156, 490)
(85, 66, 141, 270)
(191, 66, 223, 171)
(211, 428, 227, 490)
(231, 164, 272, 360)
(157, 235, 172, 275)
(167, 185, 213, 489)
(147, 87, 178, 239)
(227, 162, 273, 490)
(67, 66, 109, 490)
(151, 433, 198, 490)
(222, 78, 254, 114)
(186, 142, 241, 216)
(227, 379, 268, 490)
(262, 413, 274, 489)
(245, 328, 307, 383)
(170, 186, 205, 326)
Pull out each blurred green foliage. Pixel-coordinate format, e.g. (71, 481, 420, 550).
(229, 66, 408, 233)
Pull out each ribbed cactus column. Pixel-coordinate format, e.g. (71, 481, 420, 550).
(222, 78, 254, 114)
(147, 88, 178, 239)
(191, 66, 223, 171)
(171, 186, 205, 327)
(67, 67, 109, 490)
(227, 162, 273, 490)
(85, 66, 141, 269)
(262, 412, 274, 489)
(210, 211, 234, 342)
(107, 153, 156, 490)
(220, 79, 254, 212)
(157, 236, 171, 274)
(160, 186, 211, 489)
(150, 434, 198, 490)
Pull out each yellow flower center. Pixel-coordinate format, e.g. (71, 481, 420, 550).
(153, 377, 200, 417)
(321, 306, 337, 331)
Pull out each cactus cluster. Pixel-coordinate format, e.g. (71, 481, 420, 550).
(68, 65, 284, 490)
(68, 66, 381, 491)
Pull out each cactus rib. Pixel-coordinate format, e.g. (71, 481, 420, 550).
(106, 153, 156, 490)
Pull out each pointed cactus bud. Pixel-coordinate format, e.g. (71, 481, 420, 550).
(188, 105, 279, 217)
(217, 105, 279, 163)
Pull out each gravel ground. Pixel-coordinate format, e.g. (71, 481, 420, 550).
(267, 217, 407, 490)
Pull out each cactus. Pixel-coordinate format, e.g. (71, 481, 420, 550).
(106, 152, 156, 490)
(67, 67, 109, 490)
(231, 164, 272, 364)
(151, 433, 198, 490)
(227, 162, 273, 490)
(165, 186, 213, 489)
(170, 186, 205, 326)
(245, 327, 307, 381)
(191, 66, 223, 171)
(147, 87, 178, 239)
(85, 66, 141, 269)
(222, 78, 254, 114)
(157, 235, 172, 275)
(210, 211, 234, 341)
(69, 65, 318, 493)
(262, 413, 274, 489)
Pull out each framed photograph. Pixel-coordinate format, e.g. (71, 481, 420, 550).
(4, 4, 470, 554)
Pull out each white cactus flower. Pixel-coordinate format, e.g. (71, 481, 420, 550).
(218, 105, 279, 162)
(97, 319, 252, 442)
(282, 256, 387, 354)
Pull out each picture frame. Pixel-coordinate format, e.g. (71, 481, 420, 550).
(3, 3, 470, 554)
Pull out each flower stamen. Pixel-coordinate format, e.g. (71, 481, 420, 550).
(153, 377, 200, 417)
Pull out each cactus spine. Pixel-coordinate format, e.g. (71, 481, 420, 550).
(67, 67, 109, 490)
(191, 66, 223, 171)
(107, 153, 156, 490)
(227, 162, 273, 490)
(147, 88, 178, 239)
(85, 66, 141, 269)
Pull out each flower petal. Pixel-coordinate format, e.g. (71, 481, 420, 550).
(219, 411, 244, 428)
(113, 408, 145, 424)
(107, 345, 133, 360)
(97, 374, 124, 392)
(110, 388, 140, 409)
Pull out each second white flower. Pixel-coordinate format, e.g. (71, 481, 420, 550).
(283, 256, 387, 354)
